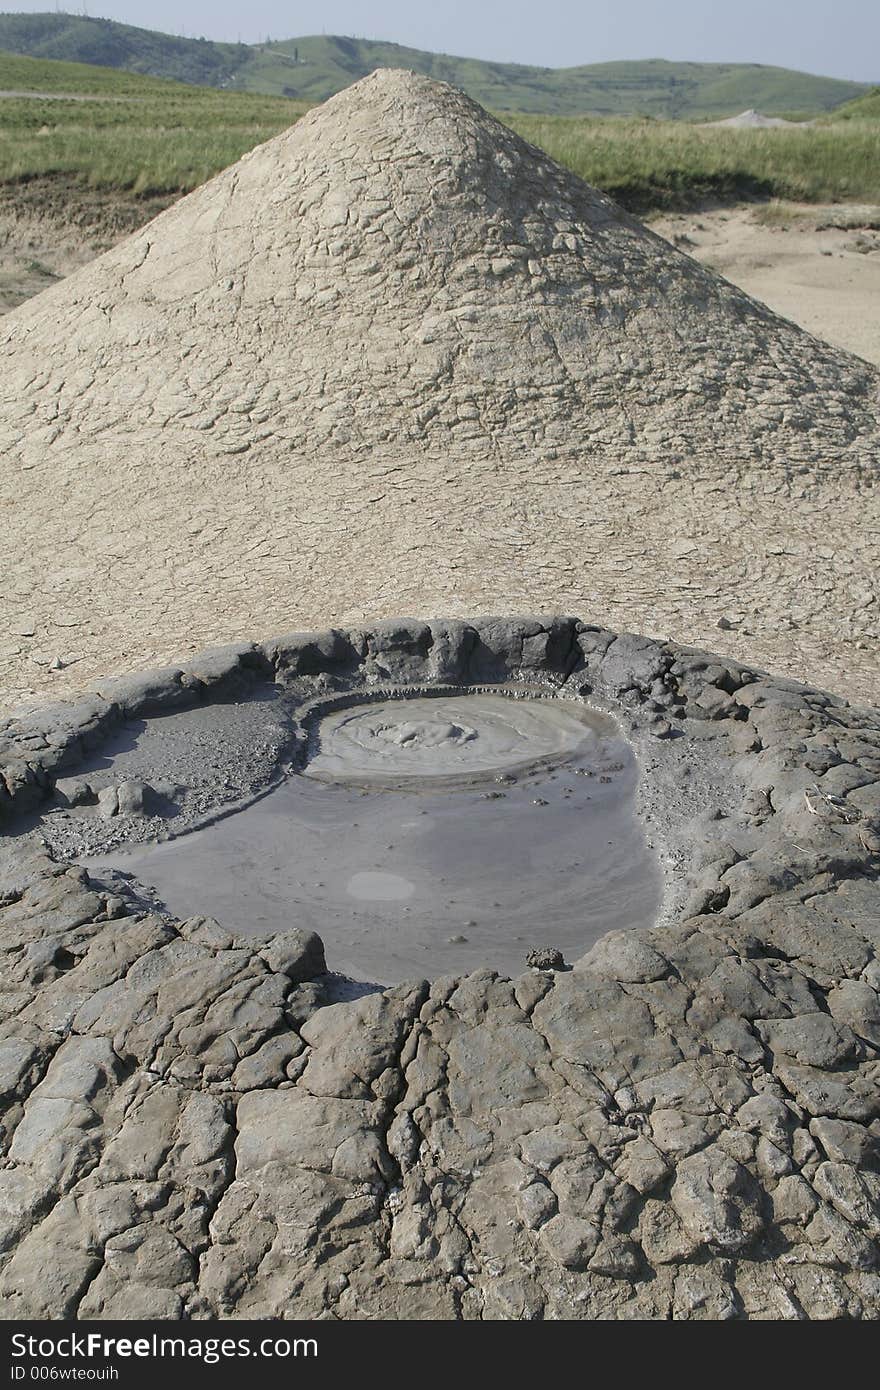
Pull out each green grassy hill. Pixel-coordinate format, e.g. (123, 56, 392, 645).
(0, 50, 304, 195)
(0, 13, 870, 117)
(0, 12, 242, 86)
(0, 49, 877, 211)
(0, 46, 211, 95)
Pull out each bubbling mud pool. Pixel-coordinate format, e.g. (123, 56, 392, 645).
(88, 693, 663, 984)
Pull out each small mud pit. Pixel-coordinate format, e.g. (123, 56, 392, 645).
(87, 693, 663, 984)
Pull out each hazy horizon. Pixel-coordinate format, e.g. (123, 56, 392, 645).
(0, 1, 877, 84)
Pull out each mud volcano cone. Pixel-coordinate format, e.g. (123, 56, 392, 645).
(1, 69, 878, 707)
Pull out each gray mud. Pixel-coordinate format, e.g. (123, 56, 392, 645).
(305, 692, 603, 783)
(83, 694, 663, 983)
(36, 689, 297, 858)
(4, 616, 880, 1321)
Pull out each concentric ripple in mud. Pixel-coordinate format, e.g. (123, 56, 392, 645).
(88, 694, 663, 983)
(305, 693, 603, 783)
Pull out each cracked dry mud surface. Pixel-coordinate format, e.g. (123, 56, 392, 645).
(1, 69, 878, 711)
(1, 616, 880, 1320)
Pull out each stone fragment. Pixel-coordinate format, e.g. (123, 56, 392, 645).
(672, 1265, 739, 1320)
(258, 930, 326, 982)
(809, 1116, 879, 1167)
(236, 1089, 388, 1183)
(116, 781, 150, 816)
(614, 1136, 673, 1195)
(53, 776, 94, 808)
(638, 1198, 700, 1265)
(827, 979, 880, 1046)
(812, 1162, 880, 1239)
(525, 946, 567, 971)
(758, 1013, 857, 1068)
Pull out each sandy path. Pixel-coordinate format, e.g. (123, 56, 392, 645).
(652, 203, 880, 367)
(0, 90, 141, 101)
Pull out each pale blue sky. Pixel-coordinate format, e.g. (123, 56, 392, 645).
(5, 1, 879, 82)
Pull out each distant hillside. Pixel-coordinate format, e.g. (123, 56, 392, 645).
(0, 45, 201, 94)
(0, 12, 242, 87)
(0, 14, 870, 117)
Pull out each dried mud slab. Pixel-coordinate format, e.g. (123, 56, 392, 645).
(1, 70, 878, 709)
(1, 616, 879, 1320)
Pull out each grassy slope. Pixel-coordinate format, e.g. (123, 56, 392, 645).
(0, 12, 241, 86)
(828, 87, 880, 121)
(505, 114, 880, 209)
(0, 13, 870, 116)
(241, 40, 869, 117)
(0, 47, 212, 94)
(0, 50, 876, 209)
(0, 52, 304, 194)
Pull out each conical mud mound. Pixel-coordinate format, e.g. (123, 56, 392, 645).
(1, 69, 878, 707)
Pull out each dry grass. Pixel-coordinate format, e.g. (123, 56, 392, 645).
(0, 88, 305, 195)
(0, 71, 878, 211)
(504, 114, 880, 211)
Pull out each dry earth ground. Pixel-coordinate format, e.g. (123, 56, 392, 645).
(652, 203, 880, 369)
(0, 179, 174, 315)
(3, 188, 878, 363)
(2, 202, 876, 711)
(0, 77, 877, 713)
